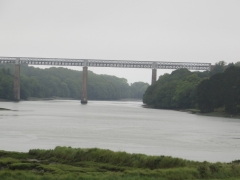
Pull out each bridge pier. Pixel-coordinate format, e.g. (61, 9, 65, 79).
(14, 63, 20, 101)
(151, 69, 157, 84)
(81, 66, 88, 104)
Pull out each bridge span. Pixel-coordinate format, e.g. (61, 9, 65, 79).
(0, 56, 211, 104)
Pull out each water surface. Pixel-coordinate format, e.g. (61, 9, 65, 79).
(0, 100, 239, 162)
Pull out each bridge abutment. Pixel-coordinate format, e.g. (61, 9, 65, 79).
(151, 69, 157, 84)
(81, 66, 88, 104)
(14, 63, 20, 101)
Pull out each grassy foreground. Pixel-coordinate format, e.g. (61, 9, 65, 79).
(0, 146, 240, 180)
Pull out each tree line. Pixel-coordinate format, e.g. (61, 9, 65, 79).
(0, 64, 149, 100)
(143, 61, 240, 114)
(197, 65, 240, 114)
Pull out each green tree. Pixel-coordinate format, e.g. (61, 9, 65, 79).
(210, 61, 226, 76)
(144, 69, 204, 109)
(196, 79, 214, 113)
(130, 82, 149, 99)
(223, 66, 240, 114)
(196, 65, 240, 114)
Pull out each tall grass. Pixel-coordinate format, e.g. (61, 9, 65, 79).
(29, 146, 192, 169)
(0, 146, 240, 180)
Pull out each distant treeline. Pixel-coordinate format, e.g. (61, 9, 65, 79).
(143, 61, 240, 114)
(0, 64, 148, 100)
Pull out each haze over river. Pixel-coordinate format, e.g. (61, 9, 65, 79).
(0, 100, 239, 162)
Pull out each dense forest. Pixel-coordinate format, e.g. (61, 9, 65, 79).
(0, 64, 148, 100)
(143, 61, 240, 114)
(197, 65, 240, 114)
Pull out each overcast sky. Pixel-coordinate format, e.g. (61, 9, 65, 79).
(1, 0, 240, 84)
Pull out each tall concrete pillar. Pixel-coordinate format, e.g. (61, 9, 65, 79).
(151, 69, 157, 85)
(81, 66, 88, 104)
(14, 64, 20, 101)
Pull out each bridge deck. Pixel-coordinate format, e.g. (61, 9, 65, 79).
(0, 56, 211, 70)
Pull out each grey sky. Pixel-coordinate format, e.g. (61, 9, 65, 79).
(1, 0, 240, 84)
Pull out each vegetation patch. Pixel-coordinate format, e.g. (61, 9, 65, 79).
(0, 146, 240, 180)
(143, 62, 240, 118)
(0, 64, 149, 101)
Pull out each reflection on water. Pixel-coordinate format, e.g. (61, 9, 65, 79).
(0, 100, 239, 162)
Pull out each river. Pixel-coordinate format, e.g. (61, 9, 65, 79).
(0, 100, 239, 162)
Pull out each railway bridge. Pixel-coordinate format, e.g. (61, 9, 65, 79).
(0, 56, 211, 104)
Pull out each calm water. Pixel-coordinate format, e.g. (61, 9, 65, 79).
(0, 100, 239, 162)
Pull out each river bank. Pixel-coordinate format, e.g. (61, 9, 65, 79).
(183, 109, 240, 119)
(0, 108, 10, 111)
(1, 97, 142, 102)
(0, 146, 240, 180)
(142, 105, 240, 119)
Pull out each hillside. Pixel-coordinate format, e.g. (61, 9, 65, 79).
(0, 64, 148, 100)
